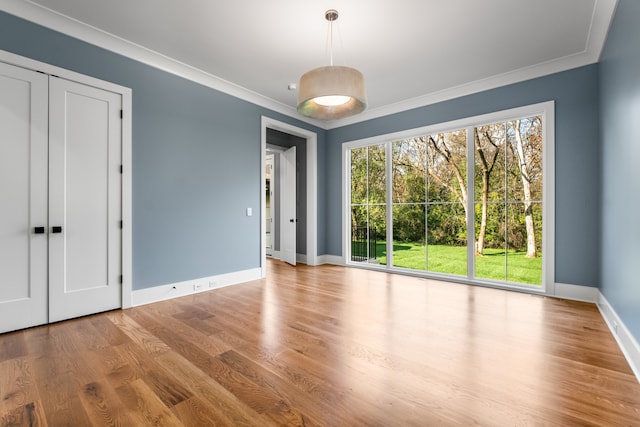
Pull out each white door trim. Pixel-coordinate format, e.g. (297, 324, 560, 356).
(0, 49, 133, 309)
(260, 117, 318, 276)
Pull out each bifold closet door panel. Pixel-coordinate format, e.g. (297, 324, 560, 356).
(0, 62, 49, 333)
(48, 76, 123, 323)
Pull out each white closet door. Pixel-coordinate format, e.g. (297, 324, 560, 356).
(0, 62, 49, 333)
(48, 77, 122, 322)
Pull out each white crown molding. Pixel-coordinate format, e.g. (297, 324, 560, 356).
(1, 0, 618, 131)
(589, 0, 619, 61)
(328, 51, 601, 129)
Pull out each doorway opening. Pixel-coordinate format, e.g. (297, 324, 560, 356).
(260, 117, 317, 277)
(264, 136, 298, 266)
(265, 153, 274, 256)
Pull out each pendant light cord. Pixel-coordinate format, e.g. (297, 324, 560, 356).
(329, 18, 334, 66)
(325, 9, 339, 67)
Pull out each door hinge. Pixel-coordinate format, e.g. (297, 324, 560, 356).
(119, 164, 123, 174)
(119, 275, 123, 284)
(119, 220, 123, 229)
(120, 109, 123, 119)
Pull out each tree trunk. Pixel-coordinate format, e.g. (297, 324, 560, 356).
(476, 168, 489, 255)
(513, 120, 537, 258)
(474, 129, 499, 256)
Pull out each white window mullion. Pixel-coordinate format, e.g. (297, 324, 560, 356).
(425, 136, 430, 273)
(344, 147, 350, 263)
(466, 126, 475, 280)
(386, 141, 393, 269)
(504, 121, 509, 282)
(343, 145, 351, 263)
(366, 147, 371, 261)
(542, 104, 555, 294)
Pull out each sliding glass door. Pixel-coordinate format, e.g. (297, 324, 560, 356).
(344, 103, 552, 290)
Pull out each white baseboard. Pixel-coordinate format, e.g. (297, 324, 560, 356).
(131, 268, 262, 307)
(597, 292, 640, 383)
(554, 282, 599, 302)
(267, 252, 308, 265)
(317, 254, 345, 265)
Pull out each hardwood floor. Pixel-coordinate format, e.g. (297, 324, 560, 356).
(1, 259, 639, 426)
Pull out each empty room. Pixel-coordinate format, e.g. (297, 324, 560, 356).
(1, 0, 639, 425)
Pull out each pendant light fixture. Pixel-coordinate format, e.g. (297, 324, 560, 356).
(297, 9, 367, 121)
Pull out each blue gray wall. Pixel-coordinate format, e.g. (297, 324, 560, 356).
(599, 0, 640, 339)
(327, 65, 602, 288)
(3, 6, 639, 344)
(0, 12, 326, 290)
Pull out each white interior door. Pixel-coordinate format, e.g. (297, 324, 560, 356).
(0, 62, 49, 333)
(48, 77, 122, 322)
(281, 146, 297, 266)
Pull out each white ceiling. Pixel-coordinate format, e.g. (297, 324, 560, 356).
(2, 0, 618, 128)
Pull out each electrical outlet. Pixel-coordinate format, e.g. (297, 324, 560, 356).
(193, 283, 203, 291)
(613, 321, 619, 335)
(209, 281, 216, 288)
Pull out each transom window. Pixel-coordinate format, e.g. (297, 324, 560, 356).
(343, 102, 554, 291)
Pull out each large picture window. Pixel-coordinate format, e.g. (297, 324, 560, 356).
(343, 102, 553, 291)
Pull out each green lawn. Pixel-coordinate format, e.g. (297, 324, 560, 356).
(354, 241, 542, 286)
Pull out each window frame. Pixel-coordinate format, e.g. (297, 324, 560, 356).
(342, 101, 555, 295)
